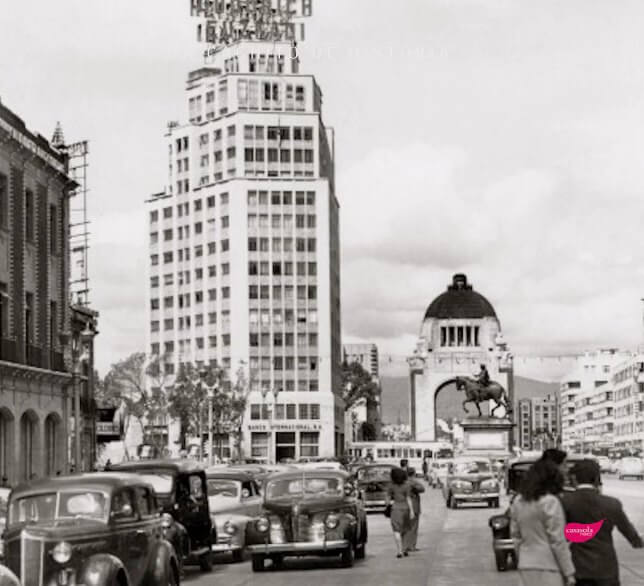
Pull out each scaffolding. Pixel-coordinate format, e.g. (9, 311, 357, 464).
(65, 139, 91, 307)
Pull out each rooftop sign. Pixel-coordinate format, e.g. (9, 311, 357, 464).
(190, 0, 312, 46)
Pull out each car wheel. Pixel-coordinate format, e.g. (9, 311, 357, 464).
(355, 541, 366, 560)
(495, 551, 507, 571)
(199, 552, 213, 572)
(252, 555, 266, 572)
(448, 495, 457, 509)
(340, 545, 355, 568)
(270, 554, 284, 569)
(232, 549, 244, 563)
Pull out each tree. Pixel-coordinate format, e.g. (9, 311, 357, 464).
(360, 421, 377, 441)
(227, 364, 254, 462)
(101, 352, 169, 460)
(341, 361, 380, 411)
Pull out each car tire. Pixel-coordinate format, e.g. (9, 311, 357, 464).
(232, 549, 244, 563)
(495, 551, 507, 572)
(199, 552, 213, 572)
(340, 545, 355, 568)
(252, 555, 266, 572)
(270, 554, 284, 569)
(448, 495, 457, 509)
(355, 541, 366, 560)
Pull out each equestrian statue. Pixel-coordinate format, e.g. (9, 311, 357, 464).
(455, 364, 510, 417)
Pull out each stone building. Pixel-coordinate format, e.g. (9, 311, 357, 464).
(0, 99, 77, 484)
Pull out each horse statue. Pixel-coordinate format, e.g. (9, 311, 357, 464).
(455, 376, 510, 417)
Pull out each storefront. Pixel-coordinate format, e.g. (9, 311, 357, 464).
(248, 422, 323, 463)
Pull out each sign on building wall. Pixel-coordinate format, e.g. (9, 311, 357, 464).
(248, 423, 322, 432)
(190, 0, 312, 46)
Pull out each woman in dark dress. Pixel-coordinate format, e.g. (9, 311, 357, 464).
(387, 467, 415, 558)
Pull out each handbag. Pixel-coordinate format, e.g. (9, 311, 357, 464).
(384, 503, 392, 518)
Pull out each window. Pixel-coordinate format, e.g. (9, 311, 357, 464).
(150, 276, 159, 288)
(207, 195, 215, 208)
(221, 239, 229, 252)
(208, 242, 216, 254)
(163, 252, 173, 264)
(25, 189, 35, 242)
(150, 210, 158, 223)
(299, 404, 309, 420)
(286, 404, 296, 420)
(221, 216, 229, 228)
(150, 254, 159, 266)
(150, 298, 159, 310)
(221, 263, 230, 275)
(164, 319, 173, 331)
(208, 289, 217, 301)
(208, 312, 216, 324)
(163, 207, 172, 219)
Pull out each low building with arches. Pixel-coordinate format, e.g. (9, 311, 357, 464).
(0, 99, 86, 485)
(408, 274, 514, 447)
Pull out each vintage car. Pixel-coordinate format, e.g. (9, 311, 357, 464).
(489, 455, 598, 571)
(3, 473, 179, 586)
(353, 464, 395, 512)
(206, 468, 263, 562)
(246, 470, 367, 572)
(617, 457, 644, 480)
(294, 458, 345, 471)
(108, 459, 214, 571)
(0, 564, 19, 586)
(442, 458, 500, 509)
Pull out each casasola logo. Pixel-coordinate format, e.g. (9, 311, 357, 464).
(564, 520, 605, 543)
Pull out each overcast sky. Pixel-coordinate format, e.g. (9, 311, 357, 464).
(2, 0, 643, 380)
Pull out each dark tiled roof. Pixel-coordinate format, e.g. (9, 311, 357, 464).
(424, 274, 497, 320)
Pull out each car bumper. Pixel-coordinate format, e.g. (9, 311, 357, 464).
(212, 543, 243, 553)
(453, 492, 499, 501)
(364, 500, 387, 510)
(248, 540, 349, 555)
(492, 538, 516, 552)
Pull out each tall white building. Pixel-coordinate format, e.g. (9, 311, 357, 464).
(145, 12, 343, 461)
(343, 343, 379, 378)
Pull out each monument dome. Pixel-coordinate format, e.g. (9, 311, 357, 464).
(424, 274, 497, 321)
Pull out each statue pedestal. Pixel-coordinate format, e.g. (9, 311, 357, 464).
(459, 417, 514, 458)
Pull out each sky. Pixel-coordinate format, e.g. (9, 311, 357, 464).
(1, 0, 644, 381)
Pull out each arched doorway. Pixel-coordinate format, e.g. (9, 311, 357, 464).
(20, 410, 40, 481)
(44, 413, 63, 477)
(0, 408, 15, 485)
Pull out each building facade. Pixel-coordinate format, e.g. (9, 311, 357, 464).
(146, 39, 343, 461)
(559, 349, 633, 454)
(343, 343, 381, 442)
(0, 99, 77, 484)
(517, 395, 560, 451)
(343, 343, 379, 378)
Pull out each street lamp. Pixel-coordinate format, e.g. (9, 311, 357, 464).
(200, 368, 218, 467)
(260, 386, 282, 464)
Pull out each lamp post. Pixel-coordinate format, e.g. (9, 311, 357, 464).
(260, 386, 270, 463)
(200, 370, 218, 467)
(271, 387, 281, 463)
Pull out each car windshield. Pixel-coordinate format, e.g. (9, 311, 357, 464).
(136, 474, 174, 496)
(207, 479, 240, 499)
(622, 458, 641, 465)
(266, 477, 343, 499)
(357, 467, 391, 482)
(9, 491, 108, 526)
(453, 461, 491, 474)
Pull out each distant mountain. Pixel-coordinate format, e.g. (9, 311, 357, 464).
(380, 375, 558, 425)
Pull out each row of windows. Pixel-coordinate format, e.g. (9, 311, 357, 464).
(248, 214, 316, 229)
(248, 190, 315, 206)
(150, 193, 229, 222)
(152, 221, 229, 243)
(248, 309, 318, 325)
(249, 261, 317, 277)
(243, 148, 314, 164)
(249, 237, 316, 253)
(243, 125, 313, 142)
(439, 326, 481, 348)
(250, 403, 320, 421)
(238, 80, 306, 111)
(247, 332, 318, 347)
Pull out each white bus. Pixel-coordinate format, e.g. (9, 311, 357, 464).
(347, 441, 454, 472)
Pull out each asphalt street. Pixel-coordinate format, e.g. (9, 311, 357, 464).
(184, 477, 644, 586)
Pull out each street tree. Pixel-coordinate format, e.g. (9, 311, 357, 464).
(101, 352, 169, 459)
(341, 361, 380, 411)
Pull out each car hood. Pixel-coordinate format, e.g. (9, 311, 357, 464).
(449, 473, 495, 483)
(263, 496, 350, 516)
(4, 518, 108, 541)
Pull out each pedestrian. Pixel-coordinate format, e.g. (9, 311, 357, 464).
(386, 467, 415, 559)
(404, 467, 425, 552)
(399, 458, 409, 471)
(561, 459, 642, 586)
(510, 458, 576, 586)
(422, 457, 429, 482)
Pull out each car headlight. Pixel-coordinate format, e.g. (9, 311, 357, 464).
(452, 480, 472, 490)
(481, 479, 499, 489)
(256, 517, 270, 533)
(161, 513, 174, 529)
(51, 541, 72, 564)
(325, 513, 339, 530)
(224, 520, 237, 535)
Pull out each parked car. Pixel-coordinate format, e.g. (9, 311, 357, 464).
(3, 473, 179, 585)
(206, 468, 263, 562)
(246, 470, 367, 572)
(617, 457, 644, 480)
(294, 458, 345, 471)
(0, 564, 19, 586)
(489, 455, 597, 571)
(108, 459, 214, 571)
(442, 458, 500, 509)
(352, 463, 394, 512)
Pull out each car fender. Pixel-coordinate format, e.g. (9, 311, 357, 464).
(78, 554, 129, 586)
(214, 513, 251, 545)
(0, 563, 20, 586)
(144, 539, 179, 586)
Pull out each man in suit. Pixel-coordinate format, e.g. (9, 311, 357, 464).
(403, 467, 425, 552)
(561, 459, 642, 586)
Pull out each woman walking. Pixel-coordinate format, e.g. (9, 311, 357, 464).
(387, 467, 415, 558)
(510, 459, 576, 586)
